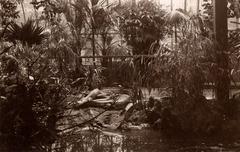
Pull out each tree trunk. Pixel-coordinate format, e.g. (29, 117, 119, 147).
(197, 0, 200, 14)
(174, 24, 177, 43)
(213, 0, 230, 105)
(20, 1, 26, 22)
(184, 0, 187, 11)
(91, 26, 96, 67)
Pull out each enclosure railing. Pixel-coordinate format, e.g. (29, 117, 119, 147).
(78, 55, 156, 59)
(79, 55, 240, 89)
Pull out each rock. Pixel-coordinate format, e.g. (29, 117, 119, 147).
(226, 92, 240, 119)
(145, 97, 164, 125)
(127, 110, 148, 125)
(96, 110, 125, 130)
(57, 107, 105, 131)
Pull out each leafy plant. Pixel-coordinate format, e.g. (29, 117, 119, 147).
(0, 0, 19, 26)
(145, 13, 216, 98)
(117, 0, 168, 88)
(119, 0, 167, 55)
(165, 9, 189, 44)
(5, 19, 47, 46)
(0, 41, 72, 151)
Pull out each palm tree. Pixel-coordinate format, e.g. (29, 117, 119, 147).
(5, 19, 47, 46)
(165, 10, 189, 44)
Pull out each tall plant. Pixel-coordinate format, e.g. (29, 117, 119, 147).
(31, 0, 87, 78)
(147, 14, 215, 98)
(119, 0, 167, 87)
(120, 0, 167, 55)
(165, 9, 189, 44)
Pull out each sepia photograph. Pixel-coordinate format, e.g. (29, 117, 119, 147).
(1, 0, 240, 151)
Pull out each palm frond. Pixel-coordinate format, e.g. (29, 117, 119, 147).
(5, 19, 47, 46)
(165, 10, 189, 25)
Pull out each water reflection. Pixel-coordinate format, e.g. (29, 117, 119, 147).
(53, 131, 122, 152)
(52, 130, 240, 152)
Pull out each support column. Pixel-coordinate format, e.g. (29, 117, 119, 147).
(213, 0, 230, 105)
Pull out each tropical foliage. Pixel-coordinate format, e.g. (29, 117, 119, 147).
(1, 0, 240, 151)
(0, 0, 19, 26)
(120, 0, 167, 55)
